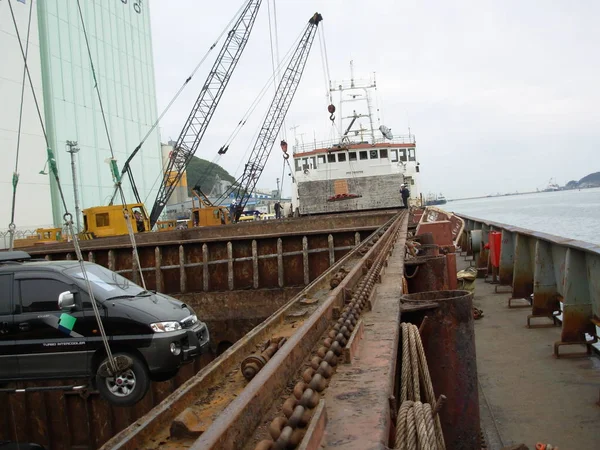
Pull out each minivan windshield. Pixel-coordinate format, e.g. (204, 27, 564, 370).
(65, 264, 146, 301)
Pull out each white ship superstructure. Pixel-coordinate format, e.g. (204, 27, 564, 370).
(291, 68, 420, 215)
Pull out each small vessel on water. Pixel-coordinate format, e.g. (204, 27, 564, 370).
(291, 66, 421, 215)
(425, 193, 447, 206)
(543, 177, 560, 192)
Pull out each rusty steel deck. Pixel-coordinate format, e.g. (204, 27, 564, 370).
(1, 210, 400, 449)
(95, 211, 407, 450)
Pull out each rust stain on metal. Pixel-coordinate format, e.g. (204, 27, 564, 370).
(343, 319, 365, 364)
(402, 290, 480, 450)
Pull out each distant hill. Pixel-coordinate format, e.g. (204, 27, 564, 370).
(578, 171, 600, 186)
(185, 156, 236, 195)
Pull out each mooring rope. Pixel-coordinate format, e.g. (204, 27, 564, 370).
(396, 323, 446, 450)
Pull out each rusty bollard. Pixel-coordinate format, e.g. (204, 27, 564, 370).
(401, 290, 479, 450)
(241, 337, 287, 381)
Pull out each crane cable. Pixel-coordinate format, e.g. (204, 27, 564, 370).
(197, 26, 306, 204)
(7, 0, 34, 251)
(75, 0, 147, 291)
(119, 0, 251, 181)
(8, 0, 118, 375)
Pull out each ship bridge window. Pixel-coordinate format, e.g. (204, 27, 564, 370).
(337, 153, 346, 162)
(408, 148, 416, 161)
(369, 150, 378, 159)
(295, 159, 302, 172)
(317, 155, 326, 165)
(359, 151, 368, 160)
(399, 149, 407, 162)
(349, 152, 357, 161)
(380, 149, 388, 159)
(327, 153, 336, 163)
(391, 149, 398, 162)
(310, 156, 317, 169)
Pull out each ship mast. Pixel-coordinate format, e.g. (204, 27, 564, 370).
(330, 61, 377, 143)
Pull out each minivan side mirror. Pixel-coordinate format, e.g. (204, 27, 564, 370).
(58, 291, 75, 310)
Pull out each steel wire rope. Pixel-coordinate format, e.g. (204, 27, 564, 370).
(75, 0, 146, 291)
(8, 0, 118, 374)
(396, 323, 446, 449)
(266, 0, 278, 91)
(114, 0, 251, 193)
(7, 0, 34, 251)
(272, 0, 286, 142)
(210, 29, 307, 206)
(189, 26, 306, 201)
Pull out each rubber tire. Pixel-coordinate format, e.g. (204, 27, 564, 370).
(149, 368, 179, 383)
(96, 353, 150, 406)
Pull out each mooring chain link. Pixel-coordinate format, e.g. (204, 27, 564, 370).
(254, 212, 405, 450)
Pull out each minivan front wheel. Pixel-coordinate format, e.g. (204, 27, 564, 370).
(96, 353, 149, 406)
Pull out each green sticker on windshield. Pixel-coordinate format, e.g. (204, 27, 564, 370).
(58, 313, 77, 332)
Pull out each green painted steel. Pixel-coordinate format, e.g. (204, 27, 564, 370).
(37, 0, 162, 227)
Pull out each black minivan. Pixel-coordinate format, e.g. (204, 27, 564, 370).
(0, 251, 210, 405)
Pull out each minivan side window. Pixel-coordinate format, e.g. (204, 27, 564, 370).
(20, 279, 73, 313)
(0, 274, 12, 315)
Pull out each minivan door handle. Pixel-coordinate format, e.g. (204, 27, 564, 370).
(18, 322, 30, 331)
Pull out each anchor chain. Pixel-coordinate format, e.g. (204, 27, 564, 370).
(254, 214, 403, 450)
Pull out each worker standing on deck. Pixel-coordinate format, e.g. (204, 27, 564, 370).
(274, 201, 282, 219)
(400, 184, 410, 208)
(229, 200, 237, 223)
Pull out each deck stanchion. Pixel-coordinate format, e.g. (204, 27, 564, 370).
(510, 234, 534, 307)
(528, 240, 562, 328)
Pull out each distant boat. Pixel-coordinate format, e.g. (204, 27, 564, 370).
(543, 177, 560, 192)
(425, 193, 447, 206)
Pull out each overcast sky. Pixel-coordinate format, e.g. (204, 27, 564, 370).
(149, 0, 600, 199)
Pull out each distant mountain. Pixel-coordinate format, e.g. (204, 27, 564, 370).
(185, 156, 236, 195)
(578, 171, 600, 186)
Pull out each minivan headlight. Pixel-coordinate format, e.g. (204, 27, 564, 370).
(150, 321, 182, 333)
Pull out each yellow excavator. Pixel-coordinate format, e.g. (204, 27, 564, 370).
(81, 203, 151, 239)
(79, 188, 230, 239)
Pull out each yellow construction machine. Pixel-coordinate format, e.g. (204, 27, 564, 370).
(81, 203, 150, 239)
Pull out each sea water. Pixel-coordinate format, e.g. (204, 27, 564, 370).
(447, 187, 600, 246)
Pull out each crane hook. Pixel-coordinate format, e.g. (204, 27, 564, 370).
(327, 104, 336, 122)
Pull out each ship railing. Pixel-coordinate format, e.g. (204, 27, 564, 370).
(292, 135, 416, 154)
(459, 213, 600, 356)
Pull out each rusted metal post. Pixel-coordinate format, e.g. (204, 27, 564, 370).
(402, 290, 480, 450)
(405, 255, 449, 293)
(202, 244, 209, 292)
(252, 240, 259, 289)
(155, 247, 163, 293)
(446, 253, 457, 290)
(511, 234, 534, 305)
(302, 236, 310, 285)
(328, 234, 335, 267)
(179, 245, 187, 293)
(227, 241, 234, 291)
(556, 248, 596, 355)
(498, 229, 515, 287)
(108, 250, 115, 271)
(277, 238, 284, 288)
(528, 240, 562, 327)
